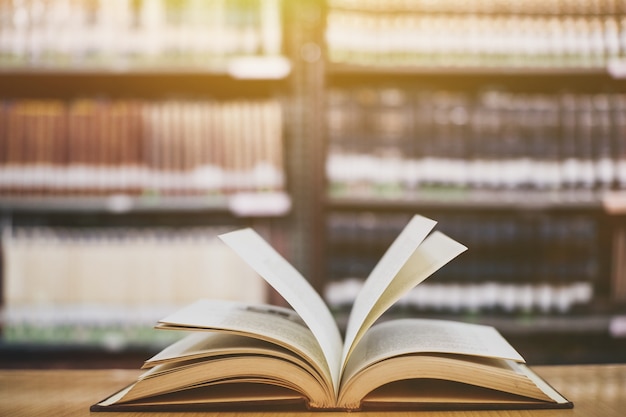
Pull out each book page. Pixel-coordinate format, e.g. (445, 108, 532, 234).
(343, 231, 468, 366)
(144, 327, 314, 370)
(341, 215, 437, 366)
(219, 229, 343, 394)
(342, 318, 525, 386)
(156, 299, 332, 387)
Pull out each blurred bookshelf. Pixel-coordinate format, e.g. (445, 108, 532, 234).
(0, 0, 297, 368)
(320, 0, 626, 366)
(1, 0, 626, 368)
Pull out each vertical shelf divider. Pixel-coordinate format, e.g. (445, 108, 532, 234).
(284, 0, 327, 291)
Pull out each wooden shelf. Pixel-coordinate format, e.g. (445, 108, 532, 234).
(328, 64, 611, 77)
(327, 189, 608, 211)
(0, 192, 291, 217)
(0, 73, 289, 100)
(0, 56, 291, 79)
(326, 64, 625, 93)
(332, 307, 624, 336)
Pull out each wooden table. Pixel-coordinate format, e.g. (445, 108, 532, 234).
(0, 364, 624, 416)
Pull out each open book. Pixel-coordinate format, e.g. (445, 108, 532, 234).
(91, 215, 572, 411)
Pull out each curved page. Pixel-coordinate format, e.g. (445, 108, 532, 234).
(343, 231, 468, 365)
(341, 215, 438, 366)
(342, 318, 525, 386)
(219, 229, 343, 393)
(156, 299, 331, 389)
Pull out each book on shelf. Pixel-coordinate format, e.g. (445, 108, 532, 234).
(325, 211, 598, 313)
(325, 1, 622, 69)
(91, 215, 572, 412)
(0, 98, 285, 196)
(0, 0, 284, 69)
(326, 88, 626, 195)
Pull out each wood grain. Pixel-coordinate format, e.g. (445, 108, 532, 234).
(0, 365, 624, 416)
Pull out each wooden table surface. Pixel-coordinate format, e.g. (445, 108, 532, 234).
(0, 364, 624, 416)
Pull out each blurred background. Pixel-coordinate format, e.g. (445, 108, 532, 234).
(0, 0, 625, 368)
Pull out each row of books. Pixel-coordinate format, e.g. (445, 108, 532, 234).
(327, 89, 626, 193)
(325, 279, 594, 314)
(1, 225, 270, 346)
(2, 305, 183, 349)
(0, 98, 284, 195)
(0, 0, 283, 69)
(325, 212, 599, 312)
(328, 0, 625, 14)
(326, 8, 625, 68)
(2, 226, 266, 308)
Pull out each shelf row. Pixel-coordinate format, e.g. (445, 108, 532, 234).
(0, 192, 291, 216)
(326, 2, 626, 70)
(327, 88, 626, 195)
(0, 223, 268, 349)
(1, 225, 267, 308)
(0, 189, 622, 214)
(1, 304, 183, 351)
(329, 0, 626, 15)
(0, 0, 285, 73)
(1, 186, 624, 216)
(329, 189, 614, 210)
(324, 210, 607, 314)
(2, 304, 624, 352)
(326, 280, 595, 315)
(0, 98, 285, 197)
(5, 87, 626, 210)
(3, 0, 626, 78)
(0, 214, 608, 307)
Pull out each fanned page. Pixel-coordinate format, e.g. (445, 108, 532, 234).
(342, 319, 525, 386)
(342, 215, 467, 366)
(153, 299, 331, 387)
(219, 229, 344, 394)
